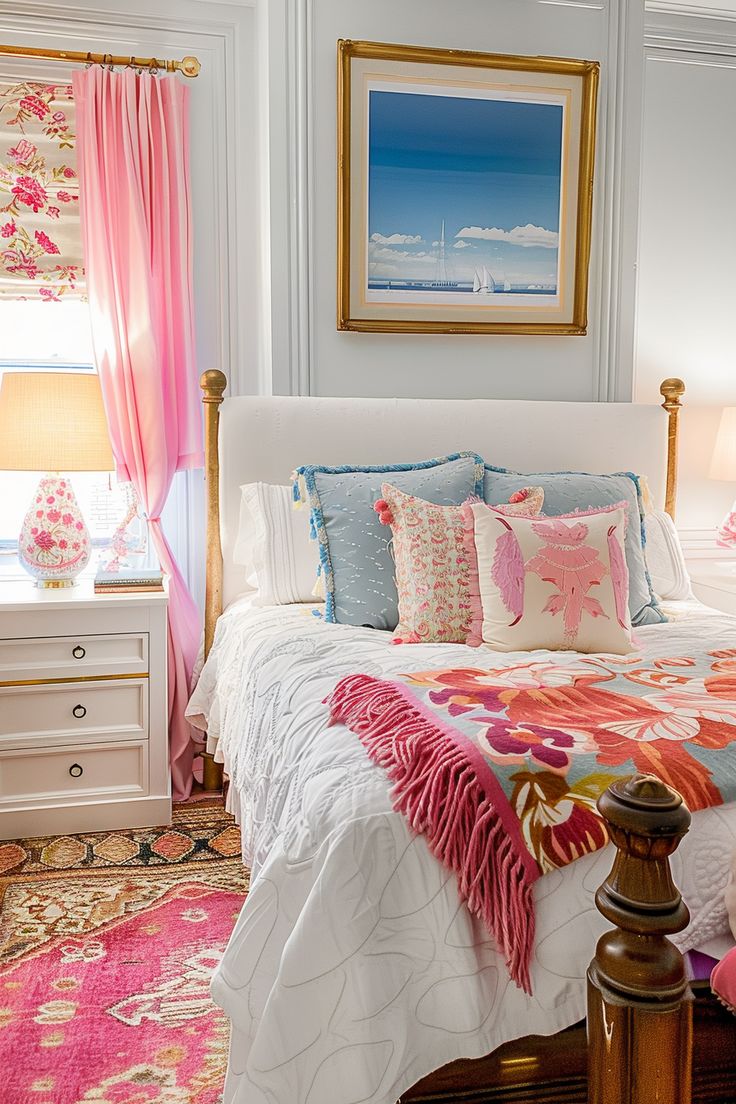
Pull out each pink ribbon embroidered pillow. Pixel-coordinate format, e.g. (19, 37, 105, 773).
(463, 500, 634, 654)
(375, 483, 544, 645)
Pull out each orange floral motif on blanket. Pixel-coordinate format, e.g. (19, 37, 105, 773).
(402, 650, 736, 873)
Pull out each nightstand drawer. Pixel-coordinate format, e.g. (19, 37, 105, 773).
(0, 679, 147, 747)
(0, 741, 148, 805)
(0, 633, 148, 683)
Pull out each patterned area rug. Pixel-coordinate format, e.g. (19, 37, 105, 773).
(0, 802, 248, 1104)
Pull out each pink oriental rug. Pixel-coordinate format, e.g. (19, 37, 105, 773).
(0, 803, 248, 1104)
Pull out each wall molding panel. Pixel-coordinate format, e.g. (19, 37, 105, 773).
(265, 0, 647, 402)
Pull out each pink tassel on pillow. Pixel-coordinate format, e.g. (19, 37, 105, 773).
(374, 499, 394, 526)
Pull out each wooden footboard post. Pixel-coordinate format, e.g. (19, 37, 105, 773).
(587, 775, 693, 1104)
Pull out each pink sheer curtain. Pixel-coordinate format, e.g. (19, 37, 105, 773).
(73, 67, 203, 800)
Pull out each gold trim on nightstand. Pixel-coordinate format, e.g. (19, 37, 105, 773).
(0, 671, 149, 688)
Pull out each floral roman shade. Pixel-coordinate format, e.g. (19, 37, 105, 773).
(0, 81, 84, 299)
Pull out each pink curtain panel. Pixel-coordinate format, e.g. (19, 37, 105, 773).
(73, 67, 203, 800)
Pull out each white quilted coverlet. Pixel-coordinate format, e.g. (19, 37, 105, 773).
(187, 599, 736, 1104)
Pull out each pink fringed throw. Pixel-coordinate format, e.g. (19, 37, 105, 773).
(328, 648, 736, 991)
(328, 673, 539, 991)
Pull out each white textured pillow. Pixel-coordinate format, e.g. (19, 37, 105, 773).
(644, 509, 692, 601)
(233, 482, 321, 605)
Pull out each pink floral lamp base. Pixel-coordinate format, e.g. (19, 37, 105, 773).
(18, 474, 91, 587)
(717, 505, 736, 548)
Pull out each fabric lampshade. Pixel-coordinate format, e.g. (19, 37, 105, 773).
(710, 407, 736, 483)
(0, 371, 114, 472)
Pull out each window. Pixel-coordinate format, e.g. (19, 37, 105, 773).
(0, 299, 139, 577)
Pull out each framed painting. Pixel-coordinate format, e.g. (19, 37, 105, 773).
(337, 40, 599, 335)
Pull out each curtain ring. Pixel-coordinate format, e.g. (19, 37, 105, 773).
(149, 58, 159, 76)
(85, 51, 93, 70)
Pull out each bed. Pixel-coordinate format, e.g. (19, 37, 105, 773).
(190, 374, 736, 1104)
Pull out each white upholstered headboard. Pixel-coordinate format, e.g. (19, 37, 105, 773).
(205, 387, 682, 613)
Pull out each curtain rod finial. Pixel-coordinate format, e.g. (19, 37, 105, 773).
(180, 56, 201, 78)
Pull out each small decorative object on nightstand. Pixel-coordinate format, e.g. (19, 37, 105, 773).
(710, 407, 736, 547)
(0, 580, 171, 838)
(689, 561, 736, 617)
(0, 372, 114, 588)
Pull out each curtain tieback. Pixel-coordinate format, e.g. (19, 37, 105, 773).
(145, 515, 162, 522)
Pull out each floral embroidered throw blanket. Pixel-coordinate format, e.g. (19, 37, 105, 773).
(328, 648, 736, 992)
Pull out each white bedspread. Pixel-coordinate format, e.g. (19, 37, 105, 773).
(187, 598, 736, 1104)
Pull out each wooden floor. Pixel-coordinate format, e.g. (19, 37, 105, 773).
(403, 985, 736, 1104)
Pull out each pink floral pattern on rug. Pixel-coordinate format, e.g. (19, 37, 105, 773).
(0, 863, 247, 1103)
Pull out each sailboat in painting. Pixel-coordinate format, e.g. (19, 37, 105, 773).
(473, 265, 495, 294)
(430, 220, 458, 288)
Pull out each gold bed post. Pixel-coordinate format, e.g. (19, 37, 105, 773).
(660, 378, 685, 521)
(200, 369, 227, 792)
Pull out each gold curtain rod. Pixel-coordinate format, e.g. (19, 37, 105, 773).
(0, 43, 200, 78)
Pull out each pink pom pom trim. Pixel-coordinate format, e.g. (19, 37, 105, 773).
(374, 499, 394, 526)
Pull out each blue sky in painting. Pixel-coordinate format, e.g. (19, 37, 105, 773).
(367, 89, 563, 287)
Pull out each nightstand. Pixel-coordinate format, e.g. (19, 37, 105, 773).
(0, 578, 171, 838)
(689, 562, 736, 617)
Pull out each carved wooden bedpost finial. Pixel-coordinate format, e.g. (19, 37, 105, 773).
(660, 378, 685, 522)
(200, 369, 227, 792)
(587, 774, 693, 1104)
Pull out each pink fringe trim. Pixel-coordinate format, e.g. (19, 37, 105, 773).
(328, 673, 535, 993)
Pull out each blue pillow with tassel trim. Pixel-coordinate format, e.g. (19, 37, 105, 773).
(293, 453, 484, 629)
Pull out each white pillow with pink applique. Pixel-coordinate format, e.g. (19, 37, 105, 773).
(463, 500, 634, 655)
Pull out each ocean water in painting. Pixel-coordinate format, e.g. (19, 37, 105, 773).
(366, 87, 563, 302)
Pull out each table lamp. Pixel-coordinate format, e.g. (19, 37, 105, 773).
(0, 371, 114, 587)
(710, 406, 736, 548)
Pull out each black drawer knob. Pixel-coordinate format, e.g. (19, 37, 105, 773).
(72, 704, 87, 719)
(69, 763, 83, 778)
(72, 645, 86, 659)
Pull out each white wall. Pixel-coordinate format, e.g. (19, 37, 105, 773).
(264, 0, 646, 404)
(636, 6, 736, 546)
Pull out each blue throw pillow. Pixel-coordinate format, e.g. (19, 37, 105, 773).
(294, 453, 484, 628)
(483, 467, 666, 626)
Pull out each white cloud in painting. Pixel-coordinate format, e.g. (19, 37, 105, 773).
(453, 239, 472, 249)
(456, 224, 559, 249)
(369, 244, 433, 265)
(370, 232, 423, 245)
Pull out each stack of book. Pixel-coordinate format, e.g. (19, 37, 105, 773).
(94, 568, 165, 595)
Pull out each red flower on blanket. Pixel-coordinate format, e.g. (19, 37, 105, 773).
(478, 720, 585, 772)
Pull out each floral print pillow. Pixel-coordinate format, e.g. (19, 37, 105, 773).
(376, 483, 544, 645)
(463, 500, 633, 654)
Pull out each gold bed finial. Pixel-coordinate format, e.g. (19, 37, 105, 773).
(660, 378, 685, 521)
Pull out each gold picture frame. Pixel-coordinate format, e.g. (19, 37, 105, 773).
(337, 40, 599, 335)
